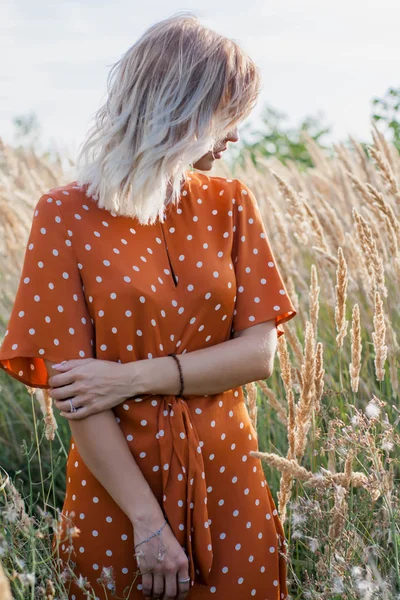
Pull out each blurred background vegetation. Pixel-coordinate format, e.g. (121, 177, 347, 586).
(1, 83, 399, 598)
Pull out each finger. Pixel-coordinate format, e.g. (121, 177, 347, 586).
(54, 394, 82, 411)
(48, 369, 78, 389)
(164, 573, 177, 599)
(56, 400, 83, 415)
(50, 384, 78, 401)
(152, 574, 164, 598)
(48, 369, 76, 394)
(176, 559, 190, 599)
(141, 572, 153, 598)
(60, 407, 89, 420)
(52, 358, 91, 372)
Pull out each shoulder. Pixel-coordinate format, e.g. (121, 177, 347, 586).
(37, 181, 98, 218)
(45, 181, 93, 206)
(188, 171, 243, 207)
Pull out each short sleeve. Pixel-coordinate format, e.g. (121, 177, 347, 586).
(231, 179, 297, 338)
(0, 193, 95, 389)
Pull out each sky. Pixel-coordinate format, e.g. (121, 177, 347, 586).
(1, 0, 399, 159)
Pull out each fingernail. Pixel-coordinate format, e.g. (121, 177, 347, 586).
(53, 361, 67, 369)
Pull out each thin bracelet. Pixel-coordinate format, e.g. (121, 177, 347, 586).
(168, 353, 184, 398)
(134, 519, 168, 549)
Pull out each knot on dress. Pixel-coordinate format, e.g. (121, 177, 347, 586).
(156, 395, 213, 586)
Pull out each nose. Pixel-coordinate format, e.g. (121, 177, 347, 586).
(224, 127, 239, 144)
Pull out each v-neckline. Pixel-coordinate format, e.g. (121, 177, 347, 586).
(159, 170, 193, 287)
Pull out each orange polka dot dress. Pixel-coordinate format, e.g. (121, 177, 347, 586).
(0, 170, 297, 599)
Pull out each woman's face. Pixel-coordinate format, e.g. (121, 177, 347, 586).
(192, 127, 239, 171)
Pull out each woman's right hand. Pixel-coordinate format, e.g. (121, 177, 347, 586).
(133, 513, 191, 599)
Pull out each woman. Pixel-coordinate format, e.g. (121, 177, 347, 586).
(0, 12, 297, 600)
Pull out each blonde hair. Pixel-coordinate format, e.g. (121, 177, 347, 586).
(74, 11, 261, 225)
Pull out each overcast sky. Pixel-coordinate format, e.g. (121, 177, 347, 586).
(2, 0, 399, 159)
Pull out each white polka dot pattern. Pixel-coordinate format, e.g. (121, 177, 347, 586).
(0, 193, 94, 387)
(231, 179, 296, 337)
(0, 174, 293, 600)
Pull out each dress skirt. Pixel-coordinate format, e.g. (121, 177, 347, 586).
(55, 387, 290, 600)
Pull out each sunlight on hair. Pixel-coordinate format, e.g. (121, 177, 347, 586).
(74, 11, 261, 225)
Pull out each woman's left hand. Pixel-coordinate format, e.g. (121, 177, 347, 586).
(47, 358, 134, 420)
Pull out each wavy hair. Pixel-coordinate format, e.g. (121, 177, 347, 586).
(74, 11, 261, 225)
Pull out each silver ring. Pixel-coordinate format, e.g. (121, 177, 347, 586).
(178, 577, 191, 583)
(68, 399, 78, 413)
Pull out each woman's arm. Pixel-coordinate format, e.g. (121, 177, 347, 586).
(132, 319, 278, 397)
(44, 358, 164, 528)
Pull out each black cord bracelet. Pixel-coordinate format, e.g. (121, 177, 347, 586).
(168, 353, 184, 398)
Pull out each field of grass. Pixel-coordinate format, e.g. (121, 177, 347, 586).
(0, 127, 399, 599)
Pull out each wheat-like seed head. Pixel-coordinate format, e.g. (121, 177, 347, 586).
(367, 145, 400, 207)
(294, 321, 316, 460)
(309, 265, 320, 345)
(256, 379, 287, 426)
(313, 342, 324, 415)
(335, 247, 349, 349)
(349, 303, 362, 393)
(372, 290, 388, 381)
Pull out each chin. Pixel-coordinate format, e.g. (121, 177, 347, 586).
(192, 157, 215, 171)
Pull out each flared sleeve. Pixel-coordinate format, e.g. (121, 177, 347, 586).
(231, 179, 297, 338)
(0, 193, 95, 389)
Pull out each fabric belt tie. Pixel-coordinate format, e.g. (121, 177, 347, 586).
(156, 395, 213, 585)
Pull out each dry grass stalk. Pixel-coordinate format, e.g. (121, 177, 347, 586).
(345, 169, 373, 204)
(261, 333, 298, 525)
(0, 471, 33, 532)
(387, 334, 399, 393)
(276, 469, 294, 527)
(313, 342, 325, 414)
(371, 121, 396, 171)
(313, 190, 347, 247)
(365, 184, 400, 246)
(367, 144, 400, 206)
(256, 379, 287, 426)
(348, 134, 379, 184)
(352, 209, 388, 298)
(333, 142, 354, 175)
(344, 231, 371, 290)
(276, 333, 293, 393)
(362, 211, 388, 298)
(302, 199, 330, 252)
(304, 470, 370, 491)
(45, 578, 56, 599)
(310, 247, 339, 276)
(349, 303, 362, 393)
(301, 130, 333, 176)
(372, 291, 388, 381)
(342, 450, 354, 491)
(294, 321, 316, 460)
(245, 381, 258, 430)
(250, 451, 370, 490)
(383, 214, 399, 260)
(363, 204, 390, 264)
(269, 202, 294, 264)
(327, 421, 336, 474)
(328, 484, 348, 541)
(334, 247, 349, 349)
(282, 323, 304, 369)
(309, 265, 320, 344)
(250, 451, 313, 481)
(269, 170, 309, 245)
(35, 389, 57, 441)
(276, 334, 296, 459)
